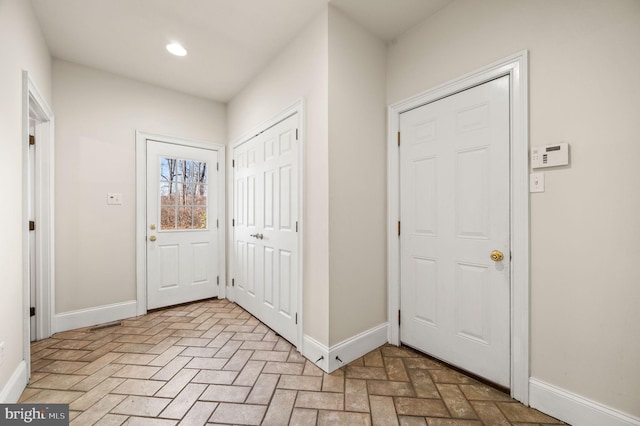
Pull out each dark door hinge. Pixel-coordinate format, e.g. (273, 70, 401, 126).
(217, 276, 219, 285)
(29, 221, 35, 231)
(217, 219, 219, 229)
(295, 312, 298, 325)
(232, 159, 235, 168)
(397, 221, 401, 236)
(232, 219, 235, 227)
(296, 129, 299, 141)
(398, 309, 401, 326)
(295, 221, 298, 233)
(30, 307, 35, 317)
(397, 131, 400, 146)
(232, 278, 235, 287)
(217, 162, 219, 171)
(29, 135, 35, 146)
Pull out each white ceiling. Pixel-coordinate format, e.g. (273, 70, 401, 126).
(31, 0, 452, 103)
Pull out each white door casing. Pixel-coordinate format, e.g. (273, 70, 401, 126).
(22, 72, 55, 383)
(400, 76, 511, 387)
(233, 113, 300, 345)
(136, 133, 226, 315)
(388, 52, 529, 403)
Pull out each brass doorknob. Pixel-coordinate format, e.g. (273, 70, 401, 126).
(490, 250, 504, 262)
(149, 235, 157, 242)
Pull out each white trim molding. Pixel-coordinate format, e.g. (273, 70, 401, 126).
(0, 361, 27, 403)
(302, 323, 388, 374)
(53, 300, 137, 333)
(387, 51, 530, 403)
(328, 323, 388, 372)
(300, 323, 389, 373)
(135, 131, 226, 316)
(530, 378, 640, 426)
(302, 335, 330, 373)
(228, 98, 305, 351)
(22, 71, 55, 386)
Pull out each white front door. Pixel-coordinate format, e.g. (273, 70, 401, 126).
(400, 76, 511, 386)
(233, 114, 299, 344)
(146, 140, 219, 309)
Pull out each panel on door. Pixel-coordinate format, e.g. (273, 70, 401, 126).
(147, 141, 219, 309)
(234, 136, 262, 316)
(400, 76, 511, 387)
(233, 114, 299, 344)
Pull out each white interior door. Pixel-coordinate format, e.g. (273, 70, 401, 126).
(400, 76, 511, 387)
(146, 140, 219, 309)
(233, 114, 299, 344)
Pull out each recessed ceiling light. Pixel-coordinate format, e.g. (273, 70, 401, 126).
(166, 43, 187, 57)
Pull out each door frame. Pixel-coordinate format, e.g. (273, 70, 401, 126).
(229, 99, 305, 350)
(22, 71, 55, 373)
(387, 51, 530, 403)
(135, 132, 226, 316)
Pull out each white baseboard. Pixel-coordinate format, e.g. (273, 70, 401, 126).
(302, 335, 330, 372)
(0, 360, 27, 403)
(529, 378, 640, 426)
(328, 323, 388, 372)
(53, 300, 138, 333)
(302, 323, 389, 374)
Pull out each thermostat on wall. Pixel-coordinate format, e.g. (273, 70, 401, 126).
(531, 143, 569, 169)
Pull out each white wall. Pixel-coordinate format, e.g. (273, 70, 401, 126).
(0, 0, 51, 398)
(327, 7, 387, 346)
(227, 7, 388, 351)
(53, 60, 226, 313)
(388, 0, 640, 418)
(227, 11, 330, 345)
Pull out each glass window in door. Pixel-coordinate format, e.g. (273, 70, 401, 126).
(160, 158, 208, 230)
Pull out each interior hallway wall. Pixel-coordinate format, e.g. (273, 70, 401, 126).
(327, 7, 387, 346)
(227, 11, 330, 345)
(0, 0, 51, 399)
(53, 60, 226, 314)
(387, 0, 640, 417)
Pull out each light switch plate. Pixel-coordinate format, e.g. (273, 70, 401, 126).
(107, 193, 123, 205)
(530, 172, 545, 193)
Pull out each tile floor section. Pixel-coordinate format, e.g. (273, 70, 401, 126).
(21, 298, 565, 425)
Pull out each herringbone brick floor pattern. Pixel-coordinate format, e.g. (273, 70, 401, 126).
(20, 298, 564, 425)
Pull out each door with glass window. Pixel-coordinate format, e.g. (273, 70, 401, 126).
(146, 140, 219, 309)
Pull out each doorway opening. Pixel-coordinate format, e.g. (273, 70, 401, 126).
(387, 52, 530, 404)
(135, 132, 226, 316)
(229, 99, 305, 351)
(22, 71, 55, 377)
